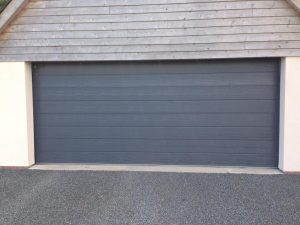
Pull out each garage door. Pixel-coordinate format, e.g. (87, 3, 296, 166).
(33, 59, 279, 167)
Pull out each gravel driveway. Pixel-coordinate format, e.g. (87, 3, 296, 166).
(0, 169, 300, 225)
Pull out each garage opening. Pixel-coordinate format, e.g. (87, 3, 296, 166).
(32, 59, 280, 167)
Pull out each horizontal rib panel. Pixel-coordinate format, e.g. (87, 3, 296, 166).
(32, 59, 278, 75)
(33, 85, 277, 101)
(34, 113, 276, 127)
(35, 126, 275, 139)
(35, 151, 278, 166)
(34, 100, 276, 113)
(34, 139, 275, 154)
(33, 73, 277, 87)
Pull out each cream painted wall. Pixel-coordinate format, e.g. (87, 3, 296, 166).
(0, 62, 34, 167)
(279, 57, 300, 172)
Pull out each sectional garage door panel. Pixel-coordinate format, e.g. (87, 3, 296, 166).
(33, 59, 280, 166)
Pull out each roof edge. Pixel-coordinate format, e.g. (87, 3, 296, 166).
(286, 0, 300, 14)
(0, 0, 28, 33)
(0, 1, 12, 13)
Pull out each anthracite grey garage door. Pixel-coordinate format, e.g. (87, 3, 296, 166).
(33, 59, 279, 167)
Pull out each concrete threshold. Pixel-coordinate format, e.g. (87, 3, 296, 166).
(30, 164, 283, 175)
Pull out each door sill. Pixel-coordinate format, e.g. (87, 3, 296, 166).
(30, 164, 282, 175)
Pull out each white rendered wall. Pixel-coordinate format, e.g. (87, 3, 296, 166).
(0, 62, 34, 167)
(279, 57, 300, 172)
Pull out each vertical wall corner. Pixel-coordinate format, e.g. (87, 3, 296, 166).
(0, 62, 34, 167)
(279, 57, 300, 172)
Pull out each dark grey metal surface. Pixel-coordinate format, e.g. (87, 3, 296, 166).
(33, 59, 280, 166)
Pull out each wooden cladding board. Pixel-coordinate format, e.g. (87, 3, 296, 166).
(33, 59, 280, 166)
(0, 0, 300, 61)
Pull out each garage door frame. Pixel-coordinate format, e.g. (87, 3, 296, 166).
(32, 59, 280, 167)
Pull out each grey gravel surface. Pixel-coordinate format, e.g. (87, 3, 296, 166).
(0, 170, 300, 225)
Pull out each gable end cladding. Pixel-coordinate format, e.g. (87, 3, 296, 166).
(0, 0, 300, 61)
